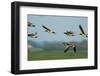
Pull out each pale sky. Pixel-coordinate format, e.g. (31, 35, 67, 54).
(28, 15, 88, 42)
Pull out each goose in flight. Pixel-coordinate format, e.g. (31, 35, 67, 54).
(63, 43, 76, 53)
(28, 32, 38, 38)
(42, 25, 55, 34)
(79, 25, 88, 37)
(28, 22, 36, 27)
(64, 31, 75, 37)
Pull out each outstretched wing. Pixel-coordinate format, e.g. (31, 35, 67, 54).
(79, 25, 85, 34)
(73, 46, 76, 53)
(42, 25, 50, 31)
(64, 46, 71, 53)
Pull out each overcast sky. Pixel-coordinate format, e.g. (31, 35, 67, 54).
(28, 15, 88, 42)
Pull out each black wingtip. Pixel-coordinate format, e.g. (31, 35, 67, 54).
(86, 35, 88, 37)
(35, 36, 38, 38)
(52, 32, 55, 34)
(79, 24, 81, 26)
(73, 46, 76, 53)
(79, 25, 81, 27)
(64, 49, 67, 53)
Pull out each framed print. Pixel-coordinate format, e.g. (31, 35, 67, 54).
(11, 1, 98, 74)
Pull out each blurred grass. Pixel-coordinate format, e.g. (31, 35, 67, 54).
(28, 48, 88, 61)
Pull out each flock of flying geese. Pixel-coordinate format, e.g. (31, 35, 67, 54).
(28, 22, 88, 54)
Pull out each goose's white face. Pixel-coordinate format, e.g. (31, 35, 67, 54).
(68, 34, 73, 36)
(80, 34, 88, 39)
(47, 31, 51, 33)
(65, 46, 70, 49)
(72, 45, 75, 47)
(63, 44, 69, 48)
(46, 30, 53, 34)
(31, 36, 35, 38)
(80, 32, 83, 35)
(31, 35, 37, 38)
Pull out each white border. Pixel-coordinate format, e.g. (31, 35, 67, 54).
(20, 6, 95, 70)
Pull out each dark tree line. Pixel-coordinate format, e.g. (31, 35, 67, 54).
(28, 40, 87, 51)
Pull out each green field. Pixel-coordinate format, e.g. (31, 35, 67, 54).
(28, 48, 88, 61)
